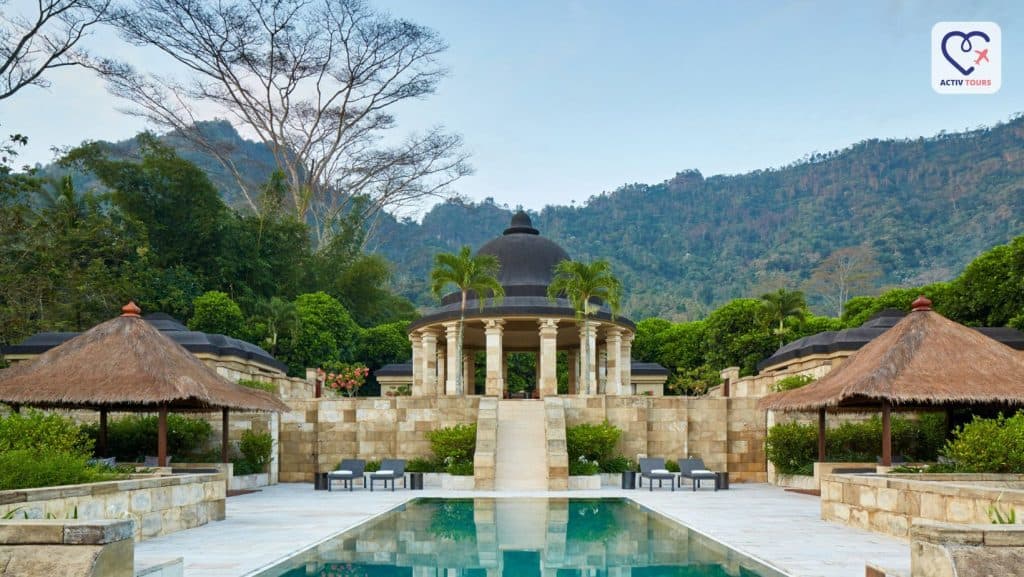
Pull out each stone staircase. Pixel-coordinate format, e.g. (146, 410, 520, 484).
(494, 400, 549, 491)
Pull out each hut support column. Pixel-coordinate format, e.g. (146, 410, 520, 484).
(221, 408, 229, 463)
(409, 333, 424, 395)
(604, 326, 623, 396)
(881, 401, 892, 467)
(567, 350, 578, 395)
(621, 332, 633, 394)
(420, 329, 439, 396)
(817, 408, 826, 462)
(444, 322, 459, 395)
(158, 405, 168, 467)
(99, 409, 108, 458)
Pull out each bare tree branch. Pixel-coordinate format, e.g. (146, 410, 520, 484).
(101, 0, 470, 244)
(0, 0, 113, 101)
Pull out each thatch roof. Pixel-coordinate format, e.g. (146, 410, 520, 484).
(0, 303, 289, 412)
(760, 297, 1024, 412)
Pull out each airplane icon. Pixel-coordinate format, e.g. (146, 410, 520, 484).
(974, 49, 989, 65)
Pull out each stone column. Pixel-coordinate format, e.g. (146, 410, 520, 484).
(410, 333, 424, 395)
(538, 318, 559, 398)
(598, 349, 607, 394)
(464, 352, 476, 395)
(621, 331, 634, 395)
(578, 322, 599, 395)
(567, 349, 578, 395)
(437, 344, 446, 395)
(444, 321, 459, 395)
(605, 326, 623, 396)
(483, 319, 505, 396)
(420, 329, 438, 396)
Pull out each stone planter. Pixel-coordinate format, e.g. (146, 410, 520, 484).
(229, 473, 269, 491)
(569, 474, 601, 490)
(421, 472, 445, 488)
(441, 474, 475, 490)
(773, 473, 817, 491)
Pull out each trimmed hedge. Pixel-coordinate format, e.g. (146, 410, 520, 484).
(0, 449, 123, 490)
(81, 414, 213, 462)
(766, 413, 946, 475)
(0, 410, 93, 455)
(566, 421, 631, 475)
(426, 424, 477, 474)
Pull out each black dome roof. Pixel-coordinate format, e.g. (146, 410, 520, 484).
(2, 313, 287, 374)
(413, 211, 634, 331)
(757, 308, 1024, 371)
(474, 211, 570, 288)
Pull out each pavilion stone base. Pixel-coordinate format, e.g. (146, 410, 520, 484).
(278, 395, 767, 484)
(821, 473, 1024, 538)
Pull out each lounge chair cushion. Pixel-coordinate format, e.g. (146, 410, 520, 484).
(651, 469, 671, 475)
(332, 469, 353, 475)
(374, 470, 394, 476)
(692, 469, 714, 475)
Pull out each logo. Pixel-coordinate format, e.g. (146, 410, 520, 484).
(932, 22, 1000, 94)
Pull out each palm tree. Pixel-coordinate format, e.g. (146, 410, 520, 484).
(547, 259, 622, 395)
(761, 288, 807, 348)
(430, 246, 504, 395)
(256, 297, 297, 355)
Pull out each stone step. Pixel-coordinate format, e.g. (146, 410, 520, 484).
(495, 400, 548, 491)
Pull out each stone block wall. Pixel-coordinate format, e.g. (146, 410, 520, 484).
(0, 519, 135, 577)
(911, 521, 1024, 577)
(544, 398, 569, 490)
(560, 395, 765, 482)
(821, 473, 1024, 538)
(474, 398, 497, 490)
(0, 473, 225, 542)
(278, 396, 482, 482)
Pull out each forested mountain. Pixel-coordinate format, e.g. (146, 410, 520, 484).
(40, 116, 1024, 320)
(373, 117, 1024, 319)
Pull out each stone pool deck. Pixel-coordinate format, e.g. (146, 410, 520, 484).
(135, 483, 910, 577)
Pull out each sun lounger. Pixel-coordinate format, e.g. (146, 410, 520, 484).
(327, 459, 366, 491)
(369, 459, 407, 491)
(678, 458, 718, 491)
(638, 457, 675, 491)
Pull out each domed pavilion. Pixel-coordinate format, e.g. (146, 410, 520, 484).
(379, 212, 669, 398)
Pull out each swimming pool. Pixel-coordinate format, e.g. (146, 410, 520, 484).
(255, 498, 787, 577)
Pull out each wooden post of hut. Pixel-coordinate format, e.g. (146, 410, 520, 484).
(222, 408, 230, 463)
(881, 400, 892, 467)
(158, 404, 168, 467)
(99, 408, 108, 457)
(817, 408, 826, 462)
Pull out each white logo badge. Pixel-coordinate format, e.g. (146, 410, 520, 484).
(932, 22, 1001, 94)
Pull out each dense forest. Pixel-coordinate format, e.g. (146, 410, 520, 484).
(33, 116, 1024, 320)
(373, 116, 1024, 319)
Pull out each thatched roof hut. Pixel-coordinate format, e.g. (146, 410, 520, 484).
(759, 296, 1024, 465)
(0, 302, 289, 465)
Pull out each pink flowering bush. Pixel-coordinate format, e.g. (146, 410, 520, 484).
(320, 363, 370, 397)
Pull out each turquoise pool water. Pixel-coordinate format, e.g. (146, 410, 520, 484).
(257, 498, 787, 577)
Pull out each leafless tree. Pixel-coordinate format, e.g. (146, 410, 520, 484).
(0, 0, 112, 101)
(805, 245, 882, 317)
(103, 0, 470, 246)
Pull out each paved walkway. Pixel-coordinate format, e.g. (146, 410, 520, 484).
(134, 483, 910, 577)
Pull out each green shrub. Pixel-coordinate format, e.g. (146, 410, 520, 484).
(364, 460, 381, 472)
(599, 455, 634, 473)
(944, 412, 1024, 473)
(426, 424, 477, 467)
(0, 410, 93, 455)
(81, 414, 213, 462)
(665, 459, 680, 473)
(232, 458, 261, 476)
(566, 421, 622, 465)
(407, 457, 441, 473)
(766, 414, 948, 475)
(766, 421, 820, 475)
(236, 379, 277, 393)
(189, 291, 244, 337)
(238, 430, 273, 473)
(0, 449, 124, 490)
(446, 461, 475, 476)
(569, 455, 599, 476)
(772, 374, 815, 392)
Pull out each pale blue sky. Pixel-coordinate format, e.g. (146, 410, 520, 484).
(2, 1, 1023, 212)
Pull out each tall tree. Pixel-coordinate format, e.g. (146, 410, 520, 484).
(806, 246, 881, 317)
(0, 0, 112, 101)
(104, 0, 470, 245)
(547, 259, 622, 395)
(760, 288, 807, 348)
(429, 246, 503, 395)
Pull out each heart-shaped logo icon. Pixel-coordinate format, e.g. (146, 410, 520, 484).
(941, 30, 990, 76)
